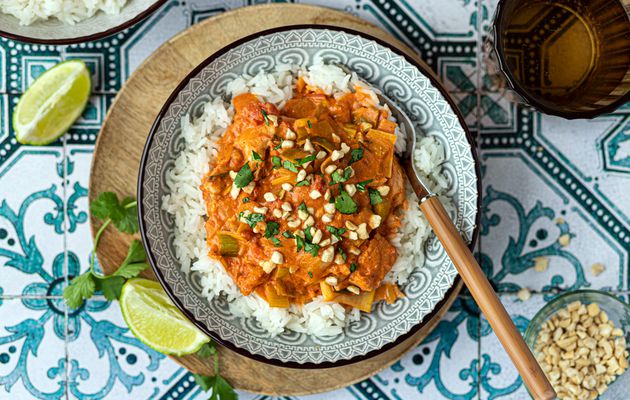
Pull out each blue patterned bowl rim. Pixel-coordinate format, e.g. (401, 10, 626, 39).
(138, 25, 481, 368)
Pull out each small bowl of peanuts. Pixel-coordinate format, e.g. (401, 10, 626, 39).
(524, 290, 629, 400)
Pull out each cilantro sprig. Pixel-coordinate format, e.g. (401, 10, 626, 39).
(234, 163, 253, 188)
(335, 190, 358, 214)
(193, 342, 237, 400)
(64, 192, 148, 308)
(349, 148, 363, 164)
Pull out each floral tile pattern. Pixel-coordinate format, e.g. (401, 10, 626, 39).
(0, 0, 627, 399)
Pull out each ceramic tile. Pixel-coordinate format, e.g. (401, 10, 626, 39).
(0, 297, 67, 399)
(479, 148, 628, 292)
(0, 145, 65, 297)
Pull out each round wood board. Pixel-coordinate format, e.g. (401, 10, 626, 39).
(89, 3, 462, 395)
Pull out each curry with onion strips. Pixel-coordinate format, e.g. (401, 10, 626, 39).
(200, 78, 407, 312)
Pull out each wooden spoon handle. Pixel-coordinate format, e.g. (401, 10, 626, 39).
(420, 196, 556, 400)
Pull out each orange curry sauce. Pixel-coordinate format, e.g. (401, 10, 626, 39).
(200, 78, 407, 312)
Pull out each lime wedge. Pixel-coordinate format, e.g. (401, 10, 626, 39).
(13, 60, 92, 145)
(120, 278, 210, 356)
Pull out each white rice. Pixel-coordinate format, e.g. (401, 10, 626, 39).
(1, 0, 127, 25)
(162, 59, 454, 337)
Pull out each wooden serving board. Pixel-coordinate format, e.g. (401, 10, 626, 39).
(89, 3, 462, 395)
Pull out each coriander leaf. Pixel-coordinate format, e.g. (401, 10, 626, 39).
(261, 109, 269, 126)
(295, 235, 305, 252)
(326, 226, 347, 239)
(115, 263, 149, 279)
(330, 170, 346, 184)
(343, 167, 353, 181)
(251, 151, 262, 161)
(338, 247, 347, 261)
(307, 120, 312, 129)
(335, 190, 358, 214)
(349, 148, 364, 164)
(271, 156, 282, 168)
(304, 242, 320, 257)
(122, 239, 146, 265)
(197, 342, 217, 358)
(112, 204, 138, 234)
(369, 188, 383, 205)
(295, 180, 309, 187)
(356, 179, 373, 192)
(193, 373, 214, 392)
(270, 237, 282, 246)
(234, 163, 253, 188)
(350, 263, 357, 272)
(64, 273, 96, 309)
(298, 202, 307, 212)
(303, 226, 313, 242)
(282, 231, 295, 239)
(99, 276, 125, 301)
(243, 213, 264, 228)
(90, 192, 119, 220)
(297, 155, 316, 165)
(264, 221, 280, 238)
(308, 271, 313, 278)
(210, 375, 237, 400)
(283, 160, 298, 173)
(242, 197, 250, 203)
(273, 142, 282, 150)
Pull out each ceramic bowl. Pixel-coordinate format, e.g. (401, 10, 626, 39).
(0, 0, 166, 44)
(138, 25, 480, 367)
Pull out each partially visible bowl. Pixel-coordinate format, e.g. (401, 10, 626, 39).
(524, 290, 630, 399)
(0, 0, 166, 44)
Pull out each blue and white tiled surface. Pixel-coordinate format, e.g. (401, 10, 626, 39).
(0, 1, 628, 399)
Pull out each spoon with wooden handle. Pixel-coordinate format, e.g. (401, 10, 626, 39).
(339, 65, 556, 400)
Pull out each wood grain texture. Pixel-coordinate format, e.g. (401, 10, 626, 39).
(89, 3, 460, 395)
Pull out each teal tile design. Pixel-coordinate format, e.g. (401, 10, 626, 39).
(0, 0, 627, 399)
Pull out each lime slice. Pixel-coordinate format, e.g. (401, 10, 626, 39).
(120, 278, 210, 356)
(13, 60, 92, 145)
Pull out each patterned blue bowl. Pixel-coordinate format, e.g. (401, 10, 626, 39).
(138, 25, 481, 367)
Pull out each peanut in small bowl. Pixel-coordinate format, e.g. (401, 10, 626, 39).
(524, 290, 630, 400)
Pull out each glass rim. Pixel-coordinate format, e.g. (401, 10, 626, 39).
(492, 0, 630, 120)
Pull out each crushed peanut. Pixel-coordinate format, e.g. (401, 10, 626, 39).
(534, 300, 628, 400)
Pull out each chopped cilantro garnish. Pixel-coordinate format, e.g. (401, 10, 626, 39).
(327, 226, 347, 239)
(369, 188, 383, 205)
(252, 151, 262, 161)
(304, 242, 319, 257)
(331, 170, 345, 184)
(328, 195, 335, 204)
(272, 156, 282, 168)
(243, 213, 264, 228)
(264, 221, 280, 238)
(357, 179, 373, 192)
(296, 236, 305, 252)
(349, 148, 364, 164)
(335, 190, 358, 214)
(273, 142, 282, 150)
(304, 226, 313, 242)
(283, 160, 298, 173)
(298, 202, 307, 212)
(234, 163, 253, 188)
(343, 167, 353, 180)
(297, 155, 316, 165)
(338, 247, 347, 261)
(282, 231, 295, 239)
(350, 263, 357, 272)
(261, 109, 269, 126)
(308, 271, 313, 278)
(270, 237, 282, 246)
(295, 180, 309, 187)
(242, 197, 250, 203)
(307, 120, 312, 129)
(238, 211, 244, 220)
